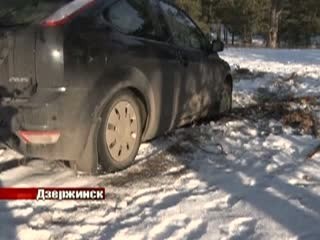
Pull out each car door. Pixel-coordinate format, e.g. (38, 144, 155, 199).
(158, 1, 211, 125)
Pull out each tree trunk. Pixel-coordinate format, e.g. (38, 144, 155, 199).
(267, 0, 282, 48)
(243, 26, 252, 46)
(217, 23, 222, 40)
(224, 27, 228, 44)
(232, 32, 235, 45)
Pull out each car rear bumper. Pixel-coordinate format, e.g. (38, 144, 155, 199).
(1, 102, 65, 160)
(0, 89, 93, 161)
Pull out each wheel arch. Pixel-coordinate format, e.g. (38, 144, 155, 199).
(76, 66, 159, 173)
(91, 66, 157, 141)
(225, 74, 233, 89)
(127, 87, 149, 137)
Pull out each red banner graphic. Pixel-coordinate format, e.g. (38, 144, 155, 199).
(0, 188, 106, 200)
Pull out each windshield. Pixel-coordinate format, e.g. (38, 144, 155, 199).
(0, 0, 72, 26)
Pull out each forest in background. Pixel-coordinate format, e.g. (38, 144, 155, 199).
(175, 0, 320, 48)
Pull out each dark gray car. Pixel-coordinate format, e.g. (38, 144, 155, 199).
(0, 0, 232, 173)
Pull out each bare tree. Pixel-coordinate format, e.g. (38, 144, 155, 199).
(267, 0, 282, 48)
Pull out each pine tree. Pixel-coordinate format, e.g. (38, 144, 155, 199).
(174, 0, 320, 47)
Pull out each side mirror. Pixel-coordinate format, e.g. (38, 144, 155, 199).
(212, 40, 224, 52)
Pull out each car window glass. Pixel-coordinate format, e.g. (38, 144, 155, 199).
(159, 1, 206, 50)
(104, 0, 158, 40)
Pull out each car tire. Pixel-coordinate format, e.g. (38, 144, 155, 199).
(98, 90, 143, 172)
(219, 80, 232, 114)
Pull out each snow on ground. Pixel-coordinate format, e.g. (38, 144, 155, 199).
(1, 48, 320, 240)
(222, 48, 320, 107)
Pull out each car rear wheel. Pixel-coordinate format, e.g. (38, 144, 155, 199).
(98, 90, 143, 172)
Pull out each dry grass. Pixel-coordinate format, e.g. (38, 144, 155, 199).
(282, 110, 316, 135)
(230, 96, 320, 137)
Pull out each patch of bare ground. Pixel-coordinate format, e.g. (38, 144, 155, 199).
(282, 110, 315, 135)
(100, 141, 196, 188)
(233, 67, 267, 81)
(229, 95, 320, 137)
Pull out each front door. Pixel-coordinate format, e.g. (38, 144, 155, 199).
(158, 0, 211, 125)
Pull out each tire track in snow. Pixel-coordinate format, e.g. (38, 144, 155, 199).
(220, 217, 257, 240)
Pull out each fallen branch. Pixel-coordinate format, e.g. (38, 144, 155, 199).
(280, 72, 298, 82)
(306, 143, 320, 160)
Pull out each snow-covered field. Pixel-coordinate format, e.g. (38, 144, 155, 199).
(1, 48, 320, 240)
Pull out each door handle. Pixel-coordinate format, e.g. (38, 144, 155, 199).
(176, 51, 189, 67)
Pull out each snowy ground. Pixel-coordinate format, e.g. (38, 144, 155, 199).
(1, 48, 320, 240)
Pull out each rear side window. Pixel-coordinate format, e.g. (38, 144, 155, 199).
(103, 0, 158, 40)
(0, 0, 72, 26)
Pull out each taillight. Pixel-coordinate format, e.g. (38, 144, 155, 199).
(42, 0, 96, 27)
(19, 131, 61, 145)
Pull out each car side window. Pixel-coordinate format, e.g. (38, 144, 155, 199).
(159, 1, 207, 50)
(103, 0, 158, 40)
